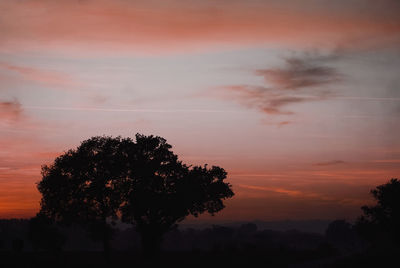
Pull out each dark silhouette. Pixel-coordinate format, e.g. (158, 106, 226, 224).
(4, 178, 400, 267)
(119, 134, 234, 257)
(28, 214, 65, 252)
(1, 218, 345, 267)
(325, 219, 362, 253)
(356, 178, 400, 247)
(37, 136, 128, 259)
(12, 238, 24, 253)
(36, 133, 234, 259)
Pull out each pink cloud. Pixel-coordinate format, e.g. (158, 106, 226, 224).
(314, 160, 346, 166)
(0, 62, 79, 88)
(0, 99, 23, 123)
(0, 0, 399, 54)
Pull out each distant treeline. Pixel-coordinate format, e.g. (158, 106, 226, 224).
(0, 219, 364, 254)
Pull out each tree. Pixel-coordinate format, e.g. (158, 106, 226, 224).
(120, 134, 234, 257)
(37, 133, 234, 259)
(356, 178, 400, 246)
(37, 136, 129, 259)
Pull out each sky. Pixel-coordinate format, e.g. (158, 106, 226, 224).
(0, 0, 399, 221)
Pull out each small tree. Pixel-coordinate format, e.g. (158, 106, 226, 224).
(37, 136, 128, 259)
(120, 134, 234, 257)
(356, 178, 400, 246)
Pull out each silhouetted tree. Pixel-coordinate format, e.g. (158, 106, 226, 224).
(37, 136, 129, 259)
(356, 178, 400, 246)
(120, 134, 234, 258)
(37, 133, 234, 259)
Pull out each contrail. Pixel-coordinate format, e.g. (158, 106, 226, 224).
(23, 96, 400, 114)
(291, 95, 400, 101)
(332, 96, 400, 101)
(24, 106, 239, 113)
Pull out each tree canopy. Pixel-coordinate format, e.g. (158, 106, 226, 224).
(120, 134, 234, 254)
(37, 134, 234, 257)
(38, 136, 128, 257)
(356, 178, 400, 246)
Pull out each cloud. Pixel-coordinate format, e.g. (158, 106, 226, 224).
(255, 57, 340, 90)
(221, 85, 322, 115)
(239, 184, 303, 197)
(0, 62, 79, 88)
(0, 99, 23, 122)
(370, 159, 400, 163)
(277, 121, 291, 127)
(278, 121, 290, 125)
(0, 0, 399, 54)
(226, 85, 312, 115)
(314, 160, 346, 166)
(261, 120, 293, 127)
(237, 184, 363, 205)
(220, 53, 339, 115)
(23, 105, 240, 114)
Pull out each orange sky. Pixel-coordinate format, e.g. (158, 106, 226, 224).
(1, 0, 399, 221)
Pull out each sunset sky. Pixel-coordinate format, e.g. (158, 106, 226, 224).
(1, 0, 399, 221)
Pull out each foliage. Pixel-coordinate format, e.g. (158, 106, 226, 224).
(37, 133, 234, 257)
(37, 136, 129, 255)
(120, 134, 234, 255)
(356, 178, 400, 246)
